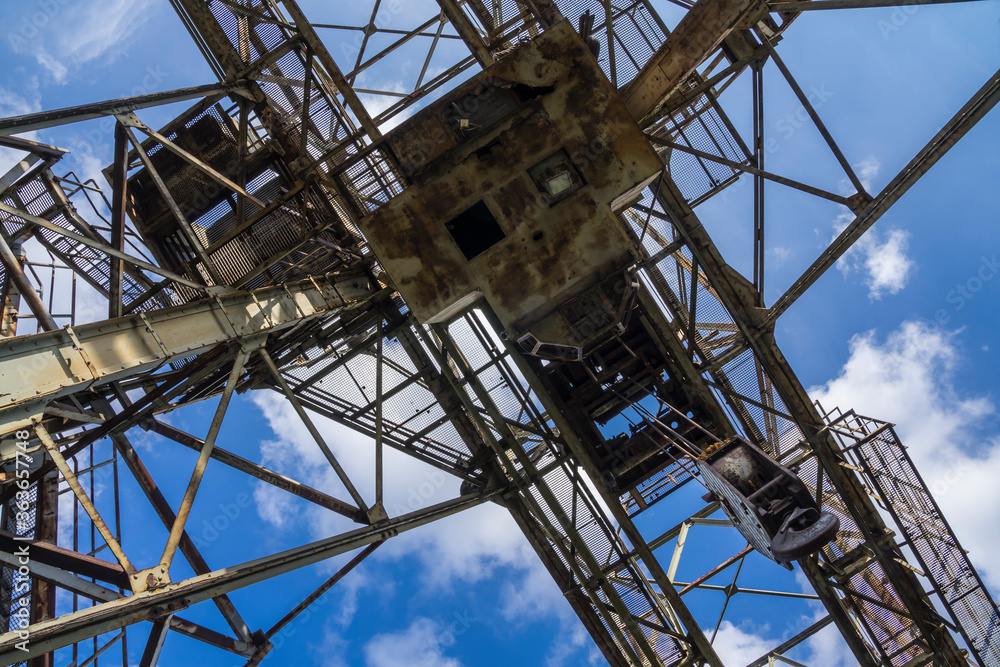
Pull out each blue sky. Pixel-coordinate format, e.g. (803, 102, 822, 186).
(2, 0, 1000, 665)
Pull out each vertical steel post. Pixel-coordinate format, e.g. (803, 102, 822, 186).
(35, 424, 134, 575)
(0, 236, 58, 332)
(374, 316, 384, 509)
(109, 123, 129, 319)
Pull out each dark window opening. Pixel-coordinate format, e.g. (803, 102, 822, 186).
(511, 84, 555, 103)
(445, 200, 506, 260)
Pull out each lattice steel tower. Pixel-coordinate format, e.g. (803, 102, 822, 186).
(0, 0, 997, 665)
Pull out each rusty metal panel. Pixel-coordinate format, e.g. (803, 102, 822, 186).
(360, 20, 661, 344)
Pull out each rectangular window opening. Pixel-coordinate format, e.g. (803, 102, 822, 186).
(444, 200, 506, 260)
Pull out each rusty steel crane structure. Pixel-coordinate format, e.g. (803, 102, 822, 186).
(0, 0, 998, 665)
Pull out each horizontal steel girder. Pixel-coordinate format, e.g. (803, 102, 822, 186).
(0, 274, 379, 441)
(0, 492, 491, 662)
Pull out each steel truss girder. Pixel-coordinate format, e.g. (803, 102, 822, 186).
(649, 172, 969, 664)
(0, 83, 252, 137)
(0, 492, 493, 662)
(0, 0, 994, 664)
(0, 273, 378, 438)
(437, 336, 659, 662)
(622, 0, 765, 127)
(765, 64, 1000, 325)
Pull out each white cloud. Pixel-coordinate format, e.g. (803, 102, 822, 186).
(249, 390, 536, 585)
(249, 388, 593, 661)
(859, 227, 913, 299)
(500, 556, 590, 667)
(0, 80, 44, 174)
(7, 0, 153, 83)
(355, 77, 418, 132)
(809, 321, 1000, 593)
(308, 623, 351, 667)
(804, 619, 858, 667)
(832, 157, 914, 299)
(393, 502, 536, 586)
(363, 617, 464, 667)
(331, 567, 382, 627)
(710, 621, 774, 665)
(855, 156, 881, 193)
(0, 79, 42, 118)
(839, 156, 881, 195)
(835, 213, 914, 300)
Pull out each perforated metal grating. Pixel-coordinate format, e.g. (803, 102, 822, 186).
(837, 413, 1000, 667)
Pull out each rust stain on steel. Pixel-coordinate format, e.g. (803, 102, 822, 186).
(360, 20, 662, 344)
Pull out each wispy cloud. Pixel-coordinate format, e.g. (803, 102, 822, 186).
(363, 617, 464, 667)
(0, 79, 43, 173)
(768, 245, 791, 268)
(838, 155, 881, 195)
(7, 0, 153, 84)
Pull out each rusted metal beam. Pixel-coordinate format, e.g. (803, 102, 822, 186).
(259, 348, 372, 517)
(0, 345, 230, 506)
(0, 273, 376, 438)
(654, 172, 968, 664)
(262, 542, 382, 642)
(168, 616, 255, 657)
(109, 124, 128, 319)
(139, 614, 173, 667)
(117, 112, 266, 208)
(678, 545, 753, 595)
(34, 423, 136, 577)
(117, 122, 224, 285)
(0, 82, 249, 137)
(0, 235, 58, 332)
(770, 0, 986, 9)
(764, 42, 867, 196)
(160, 350, 249, 571)
(89, 398, 254, 644)
(0, 200, 205, 290)
(143, 418, 366, 523)
(0, 530, 129, 589)
(765, 65, 1000, 325)
(0, 136, 68, 159)
(0, 551, 120, 603)
(0, 492, 493, 662)
(622, 0, 763, 127)
(435, 0, 495, 67)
